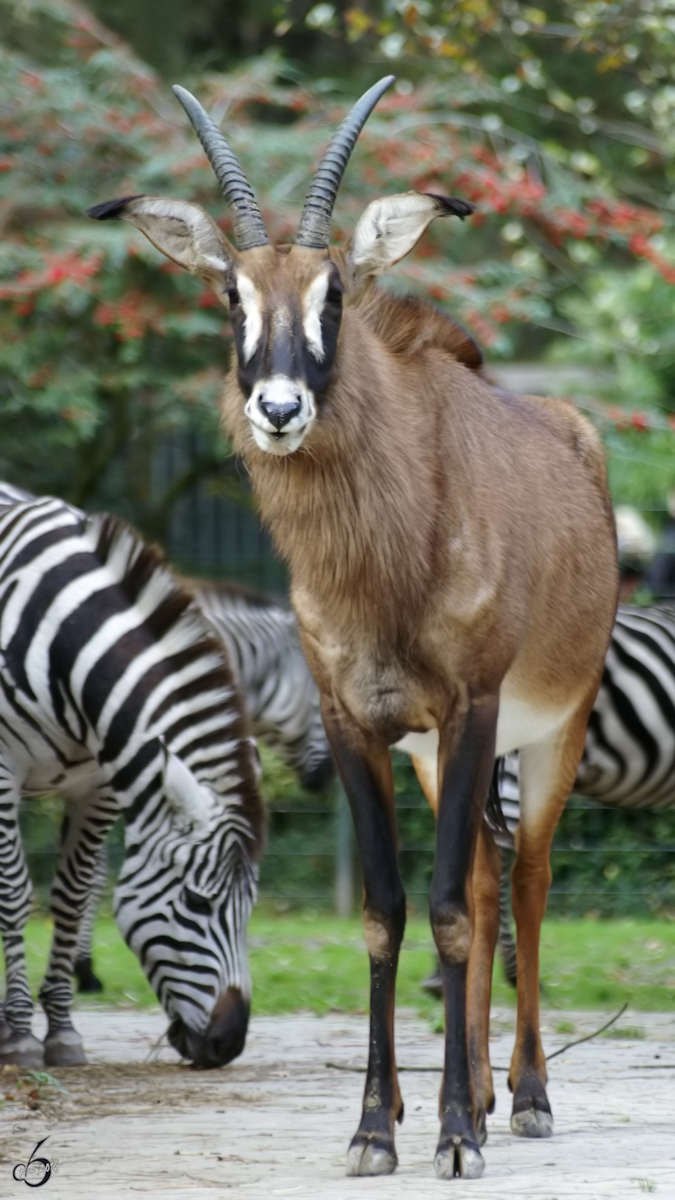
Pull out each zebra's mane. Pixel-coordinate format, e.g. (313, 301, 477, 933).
(88, 513, 266, 857)
(184, 574, 288, 613)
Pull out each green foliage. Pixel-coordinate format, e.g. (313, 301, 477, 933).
(4, 0, 675, 532)
(550, 800, 675, 918)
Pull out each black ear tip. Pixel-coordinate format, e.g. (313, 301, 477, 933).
(426, 193, 475, 220)
(86, 195, 142, 221)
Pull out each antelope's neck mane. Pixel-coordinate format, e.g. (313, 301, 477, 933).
(357, 289, 484, 373)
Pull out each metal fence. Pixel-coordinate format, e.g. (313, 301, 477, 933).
(257, 780, 675, 920)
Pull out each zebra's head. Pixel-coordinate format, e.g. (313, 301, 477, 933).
(114, 743, 263, 1069)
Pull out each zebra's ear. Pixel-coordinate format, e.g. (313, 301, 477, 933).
(159, 739, 214, 833)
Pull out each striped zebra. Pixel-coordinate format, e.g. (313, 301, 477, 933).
(424, 602, 675, 996)
(497, 602, 675, 977)
(73, 575, 334, 992)
(499, 600, 675, 818)
(0, 485, 264, 1069)
(193, 579, 333, 793)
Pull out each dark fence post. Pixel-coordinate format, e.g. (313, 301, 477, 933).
(335, 781, 354, 917)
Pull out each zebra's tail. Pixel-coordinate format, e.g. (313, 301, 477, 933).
(485, 757, 508, 835)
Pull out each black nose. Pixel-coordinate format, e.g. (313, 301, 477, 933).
(202, 987, 249, 1066)
(168, 988, 250, 1069)
(258, 396, 302, 431)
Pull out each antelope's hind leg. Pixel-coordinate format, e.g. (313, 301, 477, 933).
(466, 821, 502, 1147)
(432, 696, 498, 1181)
(509, 714, 590, 1138)
(322, 704, 404, 1178)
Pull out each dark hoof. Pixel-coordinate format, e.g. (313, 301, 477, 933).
(345, 1134, 397, 1177)
(511, 1077, 553, 1138)
(434, 1136, 484, 1179)
(44, 1030, 87, 1066)
(74, 956, 104, 994)
(511, 1106, 553, 1138)
(0, 1032, 45, 1068)
(421, 970, 443, 998)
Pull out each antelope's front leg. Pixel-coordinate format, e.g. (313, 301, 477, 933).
(322, 702, 405, 1178)
(432, 695, 498, 1181)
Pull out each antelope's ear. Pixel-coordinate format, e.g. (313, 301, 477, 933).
(346, 192, 473, 284)
(87, 194, 237, 287)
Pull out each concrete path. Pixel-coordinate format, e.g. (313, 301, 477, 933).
(1, 1007, 674, 1199)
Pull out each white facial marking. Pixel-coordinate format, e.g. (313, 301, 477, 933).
(244, 374, 317, 457)
(302, 269, 330, 362)
(237, 272, 263, 364)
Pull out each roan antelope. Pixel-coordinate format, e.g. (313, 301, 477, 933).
(89, 77, 618, 1181)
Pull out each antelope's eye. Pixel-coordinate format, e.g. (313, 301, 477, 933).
(182, 886, 212, 916)
(226, 287, 240, 307)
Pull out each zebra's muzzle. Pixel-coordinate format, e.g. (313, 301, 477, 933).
(167, 986, 250, 1069)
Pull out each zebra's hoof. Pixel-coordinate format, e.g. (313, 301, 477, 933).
(74, 956, 104, 994)
(420, 969, 443, 998)
(434, 1136, 485, 1180)
(0, 1033, 45, 1068)
(44, 1030, 87, 1066)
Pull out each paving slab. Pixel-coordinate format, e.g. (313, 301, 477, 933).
(0, 1007, 673, 1199)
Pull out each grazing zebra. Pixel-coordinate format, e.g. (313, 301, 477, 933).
(73, 575, 334, 992)
(0, 485, 264, 1068)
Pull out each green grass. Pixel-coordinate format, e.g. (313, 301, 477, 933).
(3, 911, 674, 1016)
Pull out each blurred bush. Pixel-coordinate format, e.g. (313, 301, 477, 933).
(4, 0, 675, 533)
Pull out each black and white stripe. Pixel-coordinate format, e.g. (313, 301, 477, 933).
(497, 603, 675, 843)
(194, 579, 333, 792)
(0, 486, 263, 1068)
(73, 575, 333, 992)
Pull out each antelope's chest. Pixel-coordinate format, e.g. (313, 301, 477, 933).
(302, 628, 444, 741)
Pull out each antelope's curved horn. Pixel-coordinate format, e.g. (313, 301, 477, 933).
(296, 76, 395, 250)
(172, 84, 269, 251)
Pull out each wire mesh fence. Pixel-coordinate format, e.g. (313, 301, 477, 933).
(18, 761, 675, 922)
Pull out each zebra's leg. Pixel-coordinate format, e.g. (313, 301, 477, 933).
(39, 794, 118, 1066)
(0, 766, 43, 1067)
(497, 850, 518, 988)
(73, 834, 107, 993)
(466, 821, 502, 1147)
(509, 710, 590, 1138)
